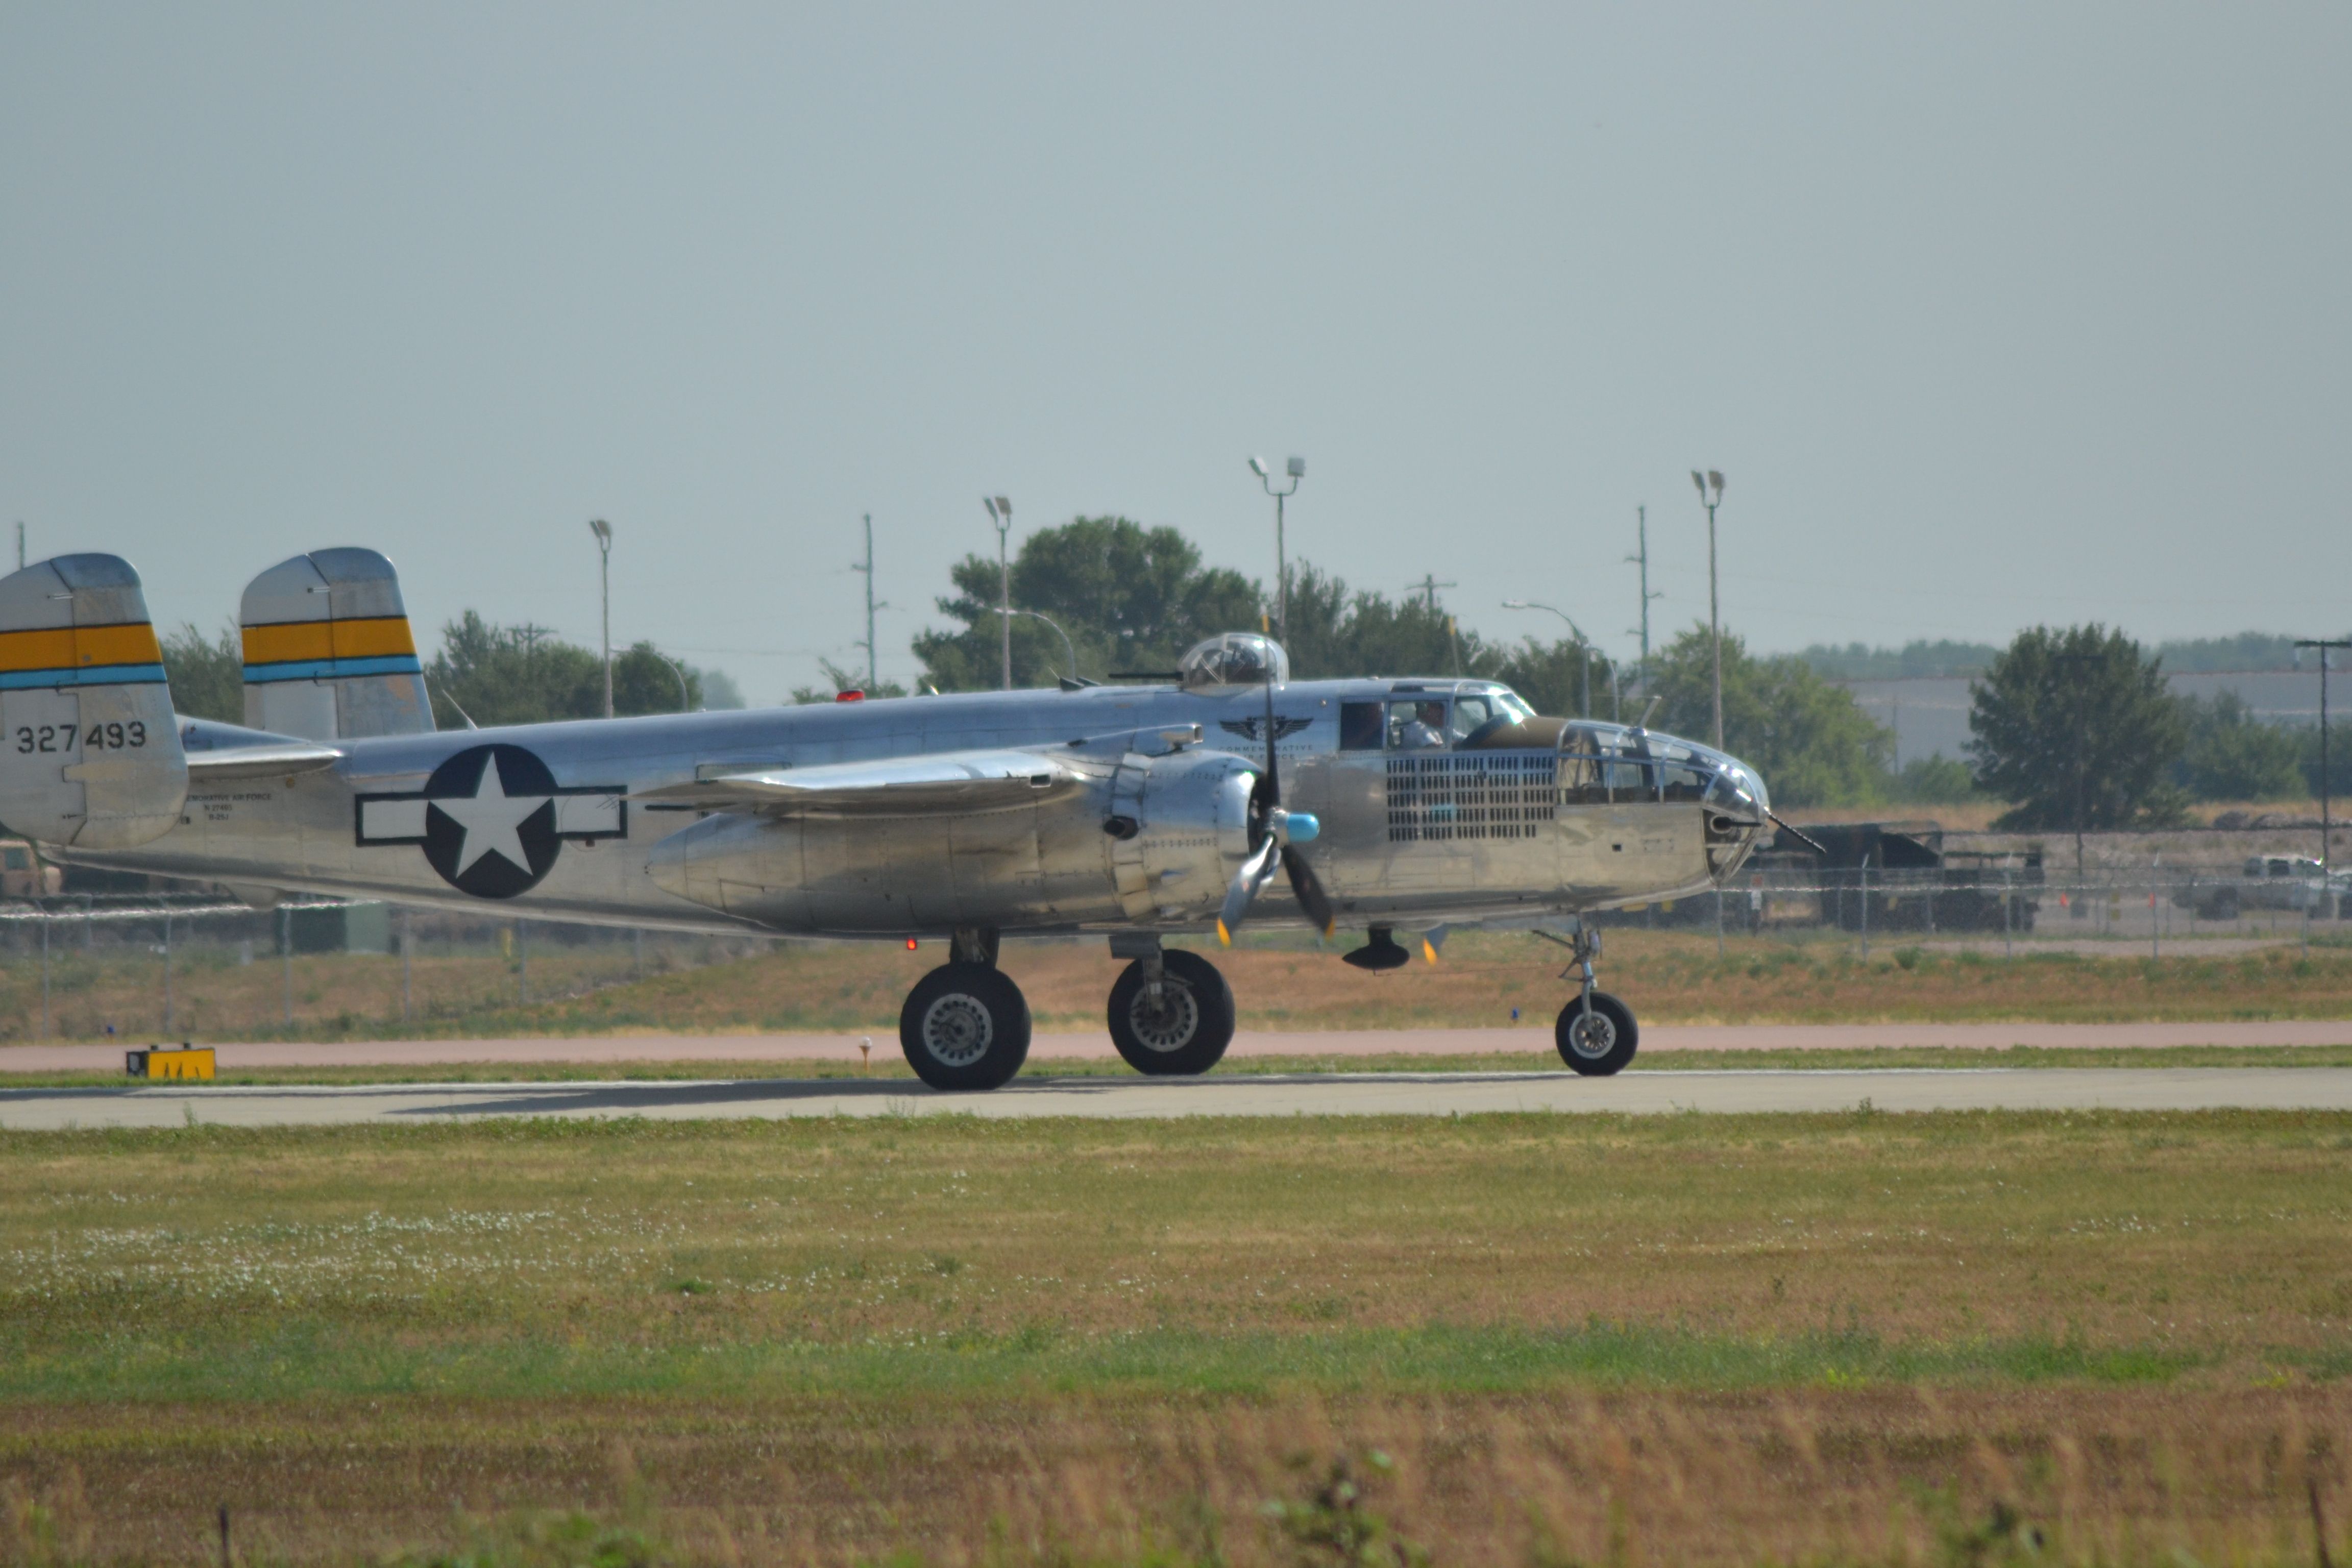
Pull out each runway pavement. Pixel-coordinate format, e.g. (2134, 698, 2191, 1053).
(5, 1019, 2349, 1074)
(6, 1067, 2351, 1129)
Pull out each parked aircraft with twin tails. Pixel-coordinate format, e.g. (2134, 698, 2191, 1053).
(0, 550, 1785, 1089)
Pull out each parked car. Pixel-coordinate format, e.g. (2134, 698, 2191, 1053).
(2179, 855, 2350, 920)
(0, 838, 62, 899)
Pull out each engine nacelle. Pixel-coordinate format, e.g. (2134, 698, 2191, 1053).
(644, 748, 1257, 934)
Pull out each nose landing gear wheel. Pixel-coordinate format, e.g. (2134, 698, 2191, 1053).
(1107, 948, 1236, 1076)
(1556, 991, 1638, 1076)
(900, 962, 1031, 1090)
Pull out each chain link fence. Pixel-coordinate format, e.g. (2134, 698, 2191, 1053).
(0, 896, 773, 1042)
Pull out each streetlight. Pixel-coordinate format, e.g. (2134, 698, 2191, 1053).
(1689, 470, 1725, 749)
(1008, 608, 1079, 682)
(1249, 455, 1305, 640)
(1501, 600, 1594, 718)
(586, 518, 614, 719)
(982, 496, 1013, 690)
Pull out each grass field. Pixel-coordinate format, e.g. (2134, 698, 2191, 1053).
(5, 1110, 2352, 1562)
(7, 926, 2352, 1045)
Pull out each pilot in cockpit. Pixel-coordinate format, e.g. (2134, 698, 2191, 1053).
(1396, 700, 1450, 749)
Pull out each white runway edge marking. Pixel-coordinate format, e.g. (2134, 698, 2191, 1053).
(6, 1069, 2352, 1130)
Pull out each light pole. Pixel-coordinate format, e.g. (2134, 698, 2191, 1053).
(983, 496, 1013, 690)
(1008, 609, 1079, 682)
(587, 518, 614, 719)
(1689, 471, 1725, 748)
(661, 653, 692, 712)
(2298, 639, 2348, 888)
(1501, 600, 1595, 718)
(1249, 455, 1305, 639)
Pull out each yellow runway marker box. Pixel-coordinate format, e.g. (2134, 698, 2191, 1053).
(127, 1046, 215, 1081)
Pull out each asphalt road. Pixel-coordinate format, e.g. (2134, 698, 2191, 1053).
(6, 1068, 2351, 1129)
(6, 1019, 2350, 1075)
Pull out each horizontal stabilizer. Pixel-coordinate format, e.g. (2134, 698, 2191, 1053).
(634, 749, 1081, 817)
(0, 554, 188, 847)
(179, 717, 345, 781)
(241, 548, 434, 742)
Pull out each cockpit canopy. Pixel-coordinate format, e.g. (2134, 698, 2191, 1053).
(1180, 632, 1289, 689)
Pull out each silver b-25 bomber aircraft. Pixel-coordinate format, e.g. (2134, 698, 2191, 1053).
(0, 548, 1784, 1089)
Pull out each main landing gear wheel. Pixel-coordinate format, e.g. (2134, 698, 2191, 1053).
(1107, 949, 1236, 1077)
(900, 962, 1031, 1091)
(1556, 991, 1638, 1076)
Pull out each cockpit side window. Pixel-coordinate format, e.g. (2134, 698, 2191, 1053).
(1388, 699, 1449, 749)
(1450, 695, 1494, 741)
(1339, 702, 1384, 751)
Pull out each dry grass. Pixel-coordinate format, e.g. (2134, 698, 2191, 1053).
(6, 928, 2352, 1046)
(7, 1388, 2352, 1565)
(5, 1112, 2352, 1560)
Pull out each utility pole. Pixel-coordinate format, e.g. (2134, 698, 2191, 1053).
(983, 497, 1013, 689)
(1625, 504, 1660, 692)
(2298, 639, 2348, 889)
(2051, 648, 2099, 898)
(1249, 456, 1305, 638)
(1408, 574, 1457, 613)
(587, 520, 614, 718)
(1690, 471, 1725, 749)
(851, 513, 885, 692)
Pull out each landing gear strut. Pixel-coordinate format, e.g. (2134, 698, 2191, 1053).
(1538, 919, 1638, 1076)
(1106, 936, 1236, 1076)
(899, 926, 1029, 1091)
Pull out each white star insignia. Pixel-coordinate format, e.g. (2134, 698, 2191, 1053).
(434, 758, 551, 877)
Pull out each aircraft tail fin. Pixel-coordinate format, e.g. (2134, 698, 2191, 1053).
(240, 548, 435, 741)
(0, 554, 189, 847)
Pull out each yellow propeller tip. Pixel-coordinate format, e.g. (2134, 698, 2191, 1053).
(1216, 921, 1233, 947)
(1422, 940, 1439, 965)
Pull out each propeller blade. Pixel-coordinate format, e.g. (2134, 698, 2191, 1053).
(1262, 677, 1281, 805)
(1765, 810, 1829, 857)
(1282, 845, 1336, 938)
(1216, 836, 1282, 945)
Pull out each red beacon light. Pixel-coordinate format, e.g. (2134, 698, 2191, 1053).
(835, 690, 865, 702)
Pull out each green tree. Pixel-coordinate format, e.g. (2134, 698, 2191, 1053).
(913, 517, 1262, 690)
(1966, 624, 2189, 830)
(426, 614, 700, 726)
(610, 641, 706, 716)
(1643, 624, 1892, 807)
(160, 622, 243, 723)
(2305, 723, 2352, 798)
(2174, 692, 2305, 802)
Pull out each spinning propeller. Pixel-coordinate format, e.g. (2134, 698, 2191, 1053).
(1216, 673, 1336, 945)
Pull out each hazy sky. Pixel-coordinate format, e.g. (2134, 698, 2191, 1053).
(4, 4, 2346, 701)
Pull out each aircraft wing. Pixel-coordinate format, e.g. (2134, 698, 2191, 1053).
(634, 748, 1084, 817)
